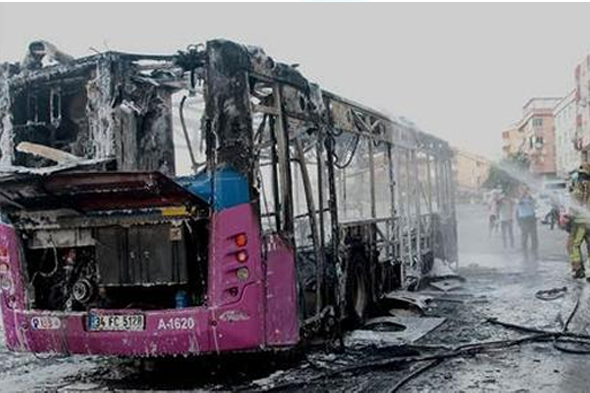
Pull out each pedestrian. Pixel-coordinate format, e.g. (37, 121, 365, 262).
(567, 163, 590, 279)
(544, 199, 560, 230)
(516, 187, 538, 262)
(488, 191, 499, 236)
(498, 192, 515, 248)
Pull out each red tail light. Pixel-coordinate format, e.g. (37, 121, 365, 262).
(234, 233, 248, 248)
(0, 246, 8, 259)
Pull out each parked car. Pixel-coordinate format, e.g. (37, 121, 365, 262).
(536, 180, 568, 229)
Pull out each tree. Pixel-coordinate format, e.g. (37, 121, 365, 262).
(483, 152, 530, 195)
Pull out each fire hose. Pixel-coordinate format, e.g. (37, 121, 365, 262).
(261, 312, 590, 392)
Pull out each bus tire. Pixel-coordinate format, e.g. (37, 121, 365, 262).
(345, 253, 369, 326)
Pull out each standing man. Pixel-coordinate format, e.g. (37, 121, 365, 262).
(488, 191, 499, 236)
(516, 187, 538, 262)
(498, 192, 515, 249)
(568, 164, 590, 279)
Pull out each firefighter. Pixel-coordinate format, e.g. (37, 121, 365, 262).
(568, 163, 590, 279)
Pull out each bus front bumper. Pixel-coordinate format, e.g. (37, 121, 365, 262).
(2, 299, 265, 357)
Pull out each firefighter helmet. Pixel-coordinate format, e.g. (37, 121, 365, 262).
(579, 163, 590, 176)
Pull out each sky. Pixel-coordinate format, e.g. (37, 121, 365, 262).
(1, 3, 589, 160)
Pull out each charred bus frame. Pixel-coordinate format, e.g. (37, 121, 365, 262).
(0, 40, 456, 356)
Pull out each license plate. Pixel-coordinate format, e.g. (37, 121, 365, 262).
(31, 316, 61, 330)
(87, 313, 145, 331)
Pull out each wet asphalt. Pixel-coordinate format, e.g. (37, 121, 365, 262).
(1, 203, 590, 392)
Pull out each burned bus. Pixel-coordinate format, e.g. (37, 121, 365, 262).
(0, 40, 457, 357)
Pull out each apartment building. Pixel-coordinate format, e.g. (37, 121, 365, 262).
(452, 148, 491, 201)
(516, 97, 560, 177)
(554, 90, 579, 176)
(575, 54, 590, 162)
(501, 125, 524, 157)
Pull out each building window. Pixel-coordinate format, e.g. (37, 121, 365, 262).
(532, 118, 543, 127)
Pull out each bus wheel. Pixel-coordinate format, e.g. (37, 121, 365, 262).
(346, 255, 369, 326)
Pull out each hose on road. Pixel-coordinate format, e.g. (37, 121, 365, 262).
(387, 359, 442, 393)
(262, 293, 590, 391)
(554, 296, 590, 354)
(485, 317, 590, 341)
(261, 332, 556, 392)
(487, 297, 590, 355)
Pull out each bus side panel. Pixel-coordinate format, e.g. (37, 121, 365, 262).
(0, 223, 27, 351)
(264, 234, 299, 346)
(207, 203, 265, 352)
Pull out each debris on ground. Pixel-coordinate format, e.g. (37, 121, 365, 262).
(345, 316, 446, 347)
(382, 291, 433, 314)
(535, 286, 568, 301)
(429, 278, 465, 292)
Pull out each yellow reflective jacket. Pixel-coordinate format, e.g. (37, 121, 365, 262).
(571, 180, 590, 225)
